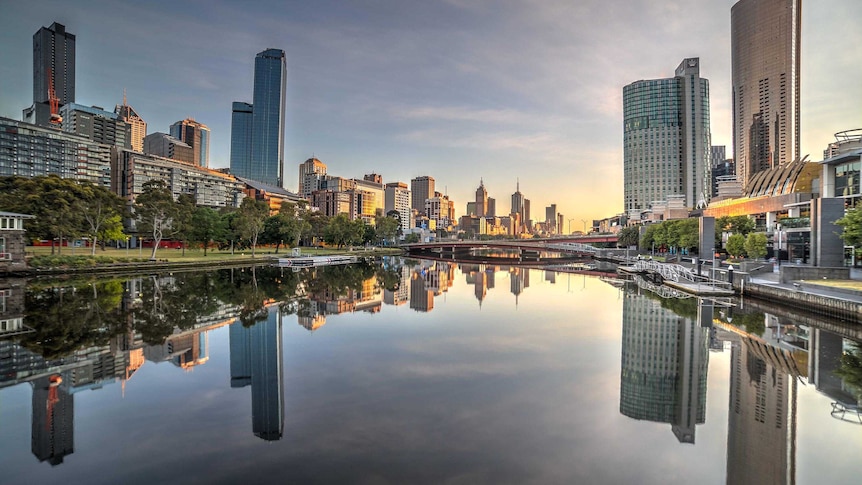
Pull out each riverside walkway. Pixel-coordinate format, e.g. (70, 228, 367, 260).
(743, 268, 862, 321)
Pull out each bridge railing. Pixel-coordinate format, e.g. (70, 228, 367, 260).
(630, 259, 732, 290)
(544, 242, 598, 254)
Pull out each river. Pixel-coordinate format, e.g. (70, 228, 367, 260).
(0, 258, 860, 484)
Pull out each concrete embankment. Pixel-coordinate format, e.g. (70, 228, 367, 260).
(742, 282, 862, 322)
(13, 257, 281, 278)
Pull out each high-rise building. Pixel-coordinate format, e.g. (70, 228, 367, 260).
(623, 58, 711, 213)
(410, 176, 435, 215)
(231, 49, 287, 187)
(384, 182, 412, 233)
(731, 0, 801, 189)
(25, 22, 75, 127)
(170, 118, 210, 168)
(475, 179, 488, 217)
(60, 103, 130, 148)
(545, 204, 557, 234)
(143, 132, 194, 164)
(298, 158, 327, 198)
(114, 94, 147, 152)
(31, 375, 74, 465)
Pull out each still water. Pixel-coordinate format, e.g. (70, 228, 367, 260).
(1, 259, 860, 484)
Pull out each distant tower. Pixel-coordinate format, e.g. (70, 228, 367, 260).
(732, 0, 801, 189)
(170, 118, 210, 167)
(231, 49, 287, 187)
(475, 179, 488, 217)
(115, 91, 147, 152)
(410, 176, 435, 216)
(25, 22, 75, 126)
(298, 157, 327, 198)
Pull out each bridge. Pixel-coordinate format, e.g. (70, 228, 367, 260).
(403, 236, 618, 262)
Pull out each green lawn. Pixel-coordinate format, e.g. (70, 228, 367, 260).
(805, 279, 862, 291)
(25, 245, 402, 263)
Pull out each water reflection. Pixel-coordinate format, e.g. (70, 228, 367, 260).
(0, 260, 861, 483)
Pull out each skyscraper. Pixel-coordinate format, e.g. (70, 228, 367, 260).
(25, 22, 75, 126)
(299, 157, 327, 198)
(623, 58, 711, 213)
(731, 0, 801, 189)
(410, 176, 435, 215)
(170, 118, 210, 168)
(475, 179, 488, 217)
(115, 93, 147, 152)
(230, 49, 287, 187)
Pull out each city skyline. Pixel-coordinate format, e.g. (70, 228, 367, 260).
(0, 1, 860, 224)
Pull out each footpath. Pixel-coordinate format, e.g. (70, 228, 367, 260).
(743, 267, 862, 321)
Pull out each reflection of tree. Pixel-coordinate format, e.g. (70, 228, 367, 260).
(835, 342, 862, 402)
(133, 273, 223, 344)
(376, 264, 404, 292)
(303, 263, 377, 298)
(22, 280, 126, 359)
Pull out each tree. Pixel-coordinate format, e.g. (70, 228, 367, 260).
(0, 175, 85, 254)
(835, 207, 862, 248)
(716, 215, 756, 244)
(744, 233, 768, 259)
(726, 233, 746, 258)
(135, 180, 178, 260)
(617, 226, 640, 248)
(189, 206, 224, 256)
(405, 233, 420, 244)
(324, 214, 362, 248)
(376, 215, 400, 245)
(236, 198, 269, 256)
(77, 182, 126, 255)
(173, 193, 197, 256)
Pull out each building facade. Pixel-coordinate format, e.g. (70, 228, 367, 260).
(410, 176, 435, 216)
(252, 49, 287, 187)
(731, 0, 801, 189)
(111, 148, 245, 208)
(475, 180, 488, 217)
(114, 98, 147, 152)
(230, 101, 253, 179)
(384, 182, 412, 233)
(170, 118, 210, 168)
(623, 57, 711, 213)
(25, 22, 75, 126)
(60, 103, 130, 148)
(143, 133, 194, 164)
(0, 116, 111, 187)
(298, 158, 327, 198)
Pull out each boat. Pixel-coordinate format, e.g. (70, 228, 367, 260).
(277, 255, 357, 268)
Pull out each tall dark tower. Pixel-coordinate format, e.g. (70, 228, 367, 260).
(31, 375, 74, 466)
(25, 22, 76, 126)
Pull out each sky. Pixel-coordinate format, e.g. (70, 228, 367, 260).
(0, 0, 860, 229)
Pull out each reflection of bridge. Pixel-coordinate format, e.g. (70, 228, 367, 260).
(404, 236, 618, 262)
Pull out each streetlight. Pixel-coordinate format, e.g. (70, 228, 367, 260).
(581, 219, 588, 234)
(568, 218, 576, 235)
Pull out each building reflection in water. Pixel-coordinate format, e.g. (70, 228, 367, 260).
(31, 374, 74, 466)
(619, 291, 709, 444)
(229, 305, 284, 441)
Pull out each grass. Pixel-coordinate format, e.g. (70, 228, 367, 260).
(804, 279, 862, 291)
(25, 245, 402, 264)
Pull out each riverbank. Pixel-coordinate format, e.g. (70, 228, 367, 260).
(3, 246, 404, 277)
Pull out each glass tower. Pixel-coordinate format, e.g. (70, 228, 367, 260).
(623, 58, 711, 213)
(252, 49, 287, 187)
(230, 49, 287, 187)
(731, 0, 801, 189)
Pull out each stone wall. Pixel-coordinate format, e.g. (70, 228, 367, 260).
(779, 265, 849, 284)
(743, 282, 862, 321)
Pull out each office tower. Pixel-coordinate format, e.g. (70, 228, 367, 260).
(383, 182, 411, 231)
(299, 158, 327, 198)
(143, 132, 194, 163)
(475, 179, 488, 217)
(523, 199, 531, 231)
(623, 58, 711, 213)
(487, 197, 496, 218)
(115, 94, 147, 152)
(230, 102, 253, 177)
(170, 118, 210, 167)
(511, 181, 525, 220)
(25, 22, 75, 126)
(557, 213, 564, 234)
(410, 176, 435, 215)
(60, 103, 131, 148)
(364, 173, 383, 184)
(545, 204, 557, 234)
(231, 49, 287, 187)
(409, 270, 434, 312)
(732, 0, 801, 189)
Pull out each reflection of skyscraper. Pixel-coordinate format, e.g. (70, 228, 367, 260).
(473, 270, 487, 304)
(619, 293, 708, 443)
(409, 270, 433, 312)
(809, 329, 858, 404)
(229, 307, 284, 441)
(726, 336, 797, 484)
(31, 375, 74, 465)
